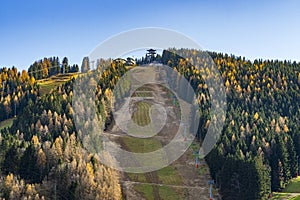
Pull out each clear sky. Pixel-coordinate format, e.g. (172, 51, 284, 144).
(1, 0, 299, 70)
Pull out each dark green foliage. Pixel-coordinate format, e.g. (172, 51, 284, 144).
(28, 56, 78, 80)
(162, 49, 300, 199)
(2, 144, 20, 175)
(19, 144, 40, 182)
(0, 49, 298, 199)
(0, 67, 38, 122)
(0, 59, 124, 199)
(81, 56, 90, 73)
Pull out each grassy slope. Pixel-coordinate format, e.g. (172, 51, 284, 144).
(1, 74, 77, 131)
(133, 184, 154, 200)
(122, 136, 161, 153)
(283, 177, 300, 193)
(131, 101, 151, 127)
(0, 118, 15, 130)
(122, 135, 184, 199)
(37, 73, 79, 95)
(272, 177, 300, 200)
(159, 186, 184, 200)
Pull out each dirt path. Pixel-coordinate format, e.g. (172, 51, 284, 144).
(105, 66, 214, 199)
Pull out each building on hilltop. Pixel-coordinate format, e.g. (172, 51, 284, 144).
(146, 49, 156, 63)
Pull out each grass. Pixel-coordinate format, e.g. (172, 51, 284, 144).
(126, 166, 182, 186)
(157, 166, 182, 185)
(159, 186, 184, 200)
(127, 173, 147, 182)
(271, 193, 300, 200)
(39, 80, 63, 95)
(133, 184, 185, 200)
(122, 137, 182, 186)
(37, 73, 79, 95)
(136, 85, 152, 91)
(133, 184, 154, 200)
(132, 91, 153, 97)
(271, 177, 300, 200)
(131, 101, 151, 127)
(121, 81, 184, 199)
(271, 193, 293, 200)
(121, 136, 162, 153)
(0, 118, 14, 130)
(283, 177, 300, 193)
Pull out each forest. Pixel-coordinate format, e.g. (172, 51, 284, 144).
(162, 49, 300, 199)
(0, 49, 299, 199)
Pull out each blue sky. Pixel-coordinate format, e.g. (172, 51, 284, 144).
(0, 0, 299, 70)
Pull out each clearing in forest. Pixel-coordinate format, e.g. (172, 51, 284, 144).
(105, 66, 216, 199)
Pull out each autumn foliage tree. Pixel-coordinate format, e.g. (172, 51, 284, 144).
(162, 49, 300, 199)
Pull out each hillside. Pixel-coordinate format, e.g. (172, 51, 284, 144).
(162, 49, 300, 200)
(0, 50, 299, 199)
(37, 72, 80, 95)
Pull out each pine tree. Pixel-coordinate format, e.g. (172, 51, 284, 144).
(81, 57, 90, 73)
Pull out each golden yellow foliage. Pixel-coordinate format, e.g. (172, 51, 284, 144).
(30, 76, 35, 85)
(253, 112, 259, 120)
(37, 148, 46, 167)
(31, 135, 40, 147)
(86, 162, 94, 176)
(240, 125, 245, 132)
(5, 173, 14, 188)
(225, 80, 230, 88)
(283, 124, 289, 133)
(275, 124, 281, 133)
